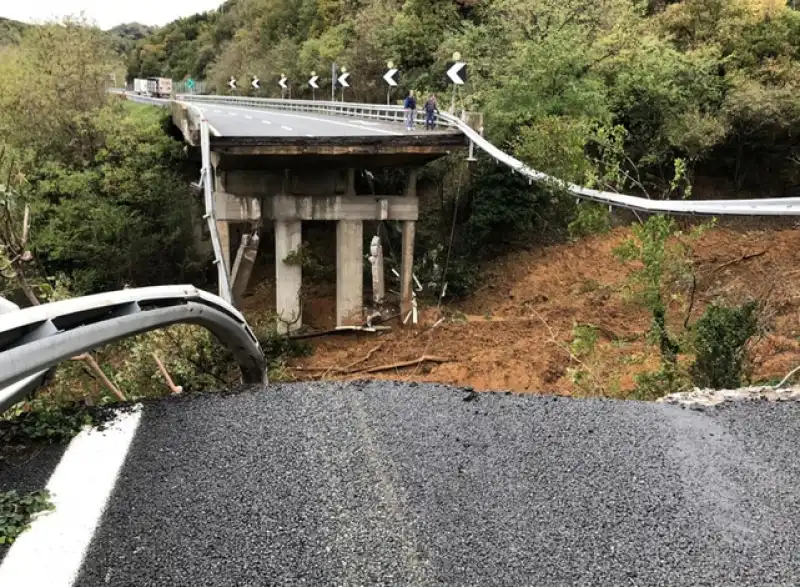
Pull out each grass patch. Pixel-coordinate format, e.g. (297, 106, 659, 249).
(0, 490, 54, 545)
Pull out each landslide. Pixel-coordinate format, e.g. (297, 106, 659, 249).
(270, 223, 800, 396)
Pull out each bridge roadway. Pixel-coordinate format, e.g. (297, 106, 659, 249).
(193, 101, 445, 139)
(1, 382, 799, 586)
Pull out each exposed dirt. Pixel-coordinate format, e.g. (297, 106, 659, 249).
(247, 224, 800, 396)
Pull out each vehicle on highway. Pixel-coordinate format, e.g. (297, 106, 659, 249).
(133, 78, 149, 95)
(142, 77, 173, 98)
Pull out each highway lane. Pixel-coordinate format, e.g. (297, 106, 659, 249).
(192, 102, 445, 138)
(2, 382, 799, 585)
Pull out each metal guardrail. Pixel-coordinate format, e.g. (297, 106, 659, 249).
(0, 285, 267, 412)
(178, 94, 800, 216)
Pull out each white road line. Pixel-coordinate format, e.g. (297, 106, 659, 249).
(0, 409, 143, 587)
(228, 112, 237, 117)
(281, 125, 293, 131)
(214, 110, 221, 113)
(245, 115, 252, 120)
(306, 134, 315, 138)
(262, 120, 271, 125)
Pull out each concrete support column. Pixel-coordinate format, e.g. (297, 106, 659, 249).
(336, 220, 364, 327)
(400, 168, 418, 322)
(275, 220, 302, 334)
(400, 221, 416, 320)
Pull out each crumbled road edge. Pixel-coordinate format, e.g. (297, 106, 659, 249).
(657, 386, 800, 407)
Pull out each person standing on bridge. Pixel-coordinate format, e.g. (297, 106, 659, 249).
(404, 90, 417, 131)
(424, 94, 439, 130)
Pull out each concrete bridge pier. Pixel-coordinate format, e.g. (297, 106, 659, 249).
(209, 162, 421, 333)
(400, 170, 417, 320)
(274, 220, 302, 333)
(336, 219, 363, 327)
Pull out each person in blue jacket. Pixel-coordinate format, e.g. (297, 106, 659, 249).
(403, 90, 417, 131)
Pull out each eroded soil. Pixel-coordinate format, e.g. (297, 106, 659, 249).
(243, 224, 800, 396)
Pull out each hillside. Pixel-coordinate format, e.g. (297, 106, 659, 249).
(126, 0, 800, 198)
(0, 17, 28, 45)
(108, 22, 156, 54)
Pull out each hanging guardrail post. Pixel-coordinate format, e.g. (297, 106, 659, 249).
(200, 117, 232, 303)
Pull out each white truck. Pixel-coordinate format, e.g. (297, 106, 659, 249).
(155, 77, 173, 97)
(145, 77, 173, 98)
(133, 78, 149, 95)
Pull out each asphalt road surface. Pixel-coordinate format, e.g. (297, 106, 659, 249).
(190, 102, 447, 138)
(2, 381, 799, 586)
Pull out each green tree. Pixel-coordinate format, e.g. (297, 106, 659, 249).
(0, 17, 117, 167)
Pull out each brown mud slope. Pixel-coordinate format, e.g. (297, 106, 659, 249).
(279, 225, 800, 396)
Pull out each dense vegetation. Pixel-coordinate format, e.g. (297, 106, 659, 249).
(0, 18, 204, 298)
(0, 17, 29, 46)
(128, 0, 800, 200)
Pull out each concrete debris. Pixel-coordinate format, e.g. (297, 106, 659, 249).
(657, 385, 800, 407)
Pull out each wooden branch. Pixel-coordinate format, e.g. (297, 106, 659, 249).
(341, 343, 384, 373)
(357, 356, 451, 375)
(776, 365, 800, 389)
(15, 269, 40, 306)
(152, 353, 183, 394)
(72, 354, 126, 402)
(683, 273, 697, 330)
(20, 205, 30, 249)
(714, 250, 766, 273)
(318, 343, 386, 379)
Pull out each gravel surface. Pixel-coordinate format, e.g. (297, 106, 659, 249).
(72, 381, 800, 586)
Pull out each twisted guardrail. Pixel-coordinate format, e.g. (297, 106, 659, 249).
(0, 285, 266, 412)
(177, 94, 800, 216)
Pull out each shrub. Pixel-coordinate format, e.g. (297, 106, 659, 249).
(570, 323, 599, 357)
(568, 203, 611, 240)
(632, 364, 690, 400)
(689, 301, 759, 389)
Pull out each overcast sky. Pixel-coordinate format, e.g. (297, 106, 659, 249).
(2, 0, 226, 30)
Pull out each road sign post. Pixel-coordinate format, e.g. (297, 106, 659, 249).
(308, 72, 319, 101)
(446, 53, 467, 113)
(187, 78, 195, 94)
(228, 76, 237, 93)
(251, 76, 260, 93)
(338, 68, 350, 101)
(383, 62, 398, 105)
(331, 63, 337, 101)
(278, 75, 288, 99)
